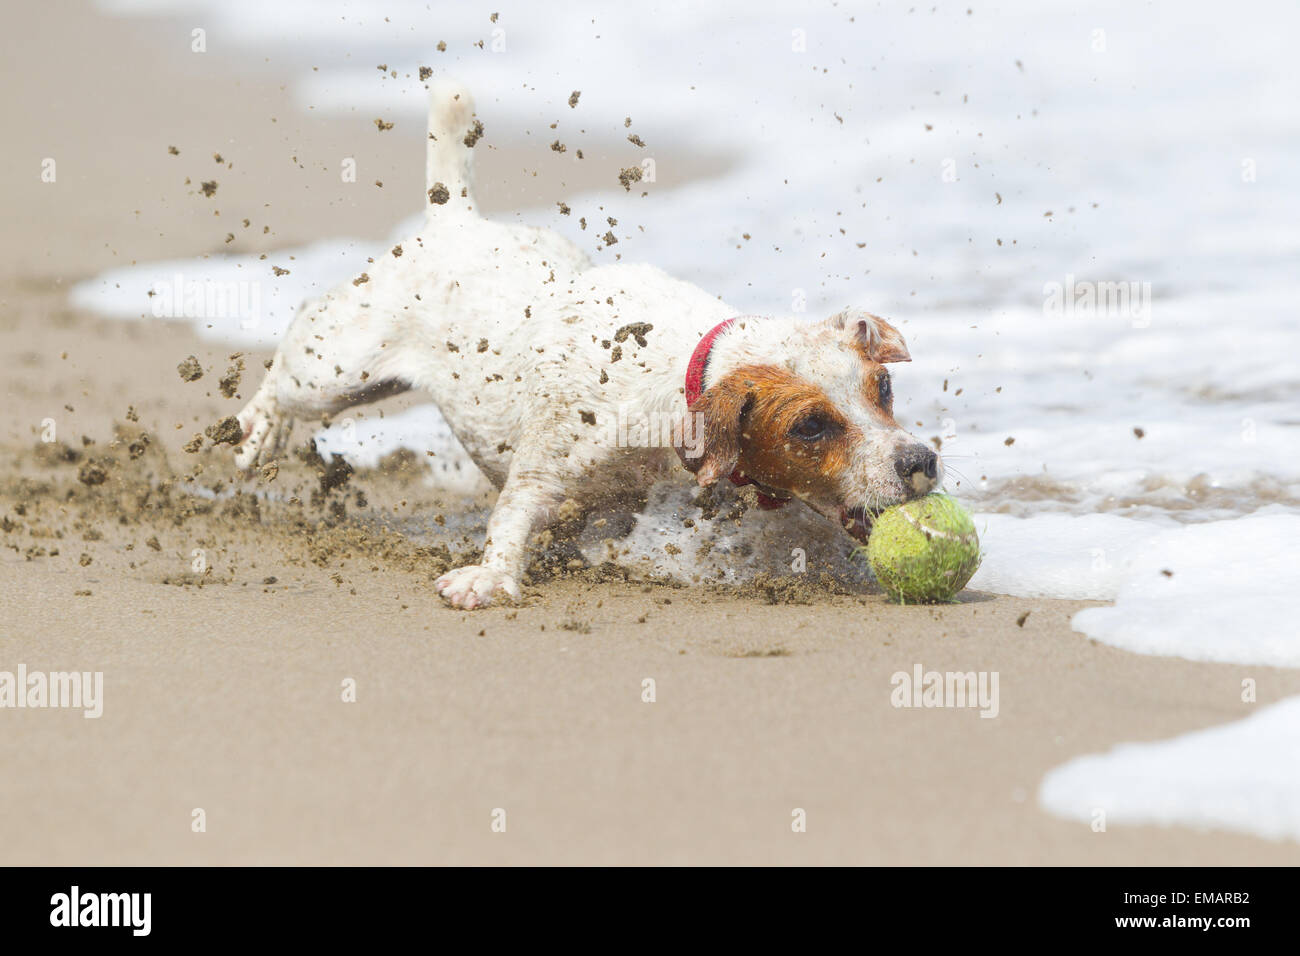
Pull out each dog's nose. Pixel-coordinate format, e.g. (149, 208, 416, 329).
(894, 445, 939, 493)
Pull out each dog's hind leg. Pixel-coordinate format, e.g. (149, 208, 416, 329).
(234, 295, 412, 470)
(236, 82, 481, 472)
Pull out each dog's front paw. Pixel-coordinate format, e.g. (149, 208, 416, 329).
(234, 404, 291, 472)
(435, 565, 520, 609)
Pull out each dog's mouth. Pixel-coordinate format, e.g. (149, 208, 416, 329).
(839, 505, 881, 543)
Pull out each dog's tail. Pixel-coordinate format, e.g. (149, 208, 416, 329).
(425, 79, 480, 217)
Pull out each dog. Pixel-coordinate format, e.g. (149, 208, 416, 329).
(234, 82, 942, 608)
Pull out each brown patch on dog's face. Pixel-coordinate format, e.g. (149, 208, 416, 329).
(677, 310, 941, 541)
(676, 368, 749, 485)
(862, 364, 897, 421)
(682, 364, 873, 504)
(728, 365, 853, 502)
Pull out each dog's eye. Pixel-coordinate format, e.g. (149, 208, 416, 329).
(792, 415, 829, 441)
(878, 373, 893, 406)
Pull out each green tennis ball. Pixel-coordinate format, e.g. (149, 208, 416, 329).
(864, 493, 981, 604)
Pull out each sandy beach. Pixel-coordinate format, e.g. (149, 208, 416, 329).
(2, 1, 1297, 866)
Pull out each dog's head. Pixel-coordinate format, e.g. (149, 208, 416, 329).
(677, 310, 941, 541)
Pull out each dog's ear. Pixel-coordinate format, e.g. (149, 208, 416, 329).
(676, 373, 752, 486)
(829, 309, 911, 364)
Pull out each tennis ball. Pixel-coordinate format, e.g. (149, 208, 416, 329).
(865, 493, 981, 604)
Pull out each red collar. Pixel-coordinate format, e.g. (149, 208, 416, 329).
(685, 318, 790, 510)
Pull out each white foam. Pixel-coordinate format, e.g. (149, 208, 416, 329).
(969, 510, 1300, 667)
(1071, 512, 1300, 667)
(969, 512, 1170, 601)
(1039, 697, 1300, 843)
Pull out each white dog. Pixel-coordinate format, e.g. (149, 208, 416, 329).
(235, 83, 942, 608)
